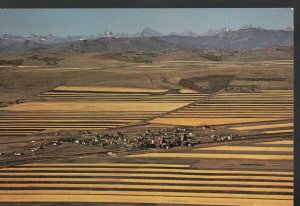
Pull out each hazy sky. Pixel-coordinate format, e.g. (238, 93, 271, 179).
(0, 8, 294, 36)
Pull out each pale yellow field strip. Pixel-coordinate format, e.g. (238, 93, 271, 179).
(182, 107, 293, 109)
(0, 102, 187, 112)
(17, 165, 292, 175)
(0, 178, 292, 186)
(197, 97, 293, 100)
(0, 116, 157, 118)
(0, 117, 153, 119)
(213, 93, 294, 97)
(17, 66, 40, 68)
(179, 89, 199, 93)
(0, 126, 112, 129)
(257, 140, 294, 145)
(173, 112, 291, 114)
(231, 123, 293, 131)
(0, 111, 161, 114)
(214, 93, 294, 99)
(213, 96, 293, 98)
(0, 120, 135, 123)
(0, 194, 292, 206)
(186, 106, 293, 108)
(35, 98, 199, 101)
(39, 94, 207, 98)
(0, 111, 162, 114)
(54, 93, 204, 96)
(0, 121, 142, 124)
(191, 104, 293, 105)
(171, 114, 292, 116)
(180, 108, 293, 110)
(209, 99, 293, 101)
(217, 93, 293, 95)
(177, 111, 292, 113)
(55, 86, 168, 93)
(260, 90, 293, 92)
(0, 65, 14, 68)
(178, 110, 293, 113)
(41, 93, 149, 96)
(0, 172, 292, 180)
(0, 183, 292, 193)
(217, 94, 293, 96)
(211, 100, 293, 102)
(128, 153, 293, 160)
(187, 107, 293, 110)
(167, 116, 292, 118)
(205, 101, 293, 103)
(180, 107, 293, 110)
(0, 122, 127, 125)
(219, 91, 292, 93)
(1, 167, 293, 177)
(194, 146, 293, 152)
(172, 112, 293, 114)
(23, 163, 190, 168)
(213, 98, 293, 100)
(3, 124, 114, 127)
(264, 129, 293, 134)
(171, 115, 293, 118)
(42, 92, 207, 96)
(0, 190, 292, 200)
(150, 118, 285, 126)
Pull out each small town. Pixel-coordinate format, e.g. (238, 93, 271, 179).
(3, 126, 237, 157)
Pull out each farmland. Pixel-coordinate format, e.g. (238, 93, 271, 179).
(0, 48, 294, 206)
(0, 139, 294, 206)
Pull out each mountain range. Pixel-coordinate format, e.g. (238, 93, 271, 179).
(0, 26, 293, 55)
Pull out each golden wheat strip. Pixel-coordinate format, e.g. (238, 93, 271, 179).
(0, 173, 292, 181)
(13, 166, 293, 175)
(0, 167, 293, 175)
(171, 113, 291, 115)
(190, 103, 293, 105)
(257, 140, 293, 145)
(263, 129, 294, 134)
(0, 120, 135, 122)
(0, 190, 292, 200)
(150, 118, 286, 126)
(0, 167, 294, 177)
(0, 183, 293, 193)
(231, 123, 293, 130)
(128, 153, 293, 160)
(0, 194, 293, 206)
(260, 90, 293, 92)
(54, 86, 168, 93)
(0, 132, 33, 134)
(217, 94, 293, 96)
(195, 146, 293, 152)
(0, 178, 293, 186)
(0, 102, 188, 112)
(23, 163, 189, 168)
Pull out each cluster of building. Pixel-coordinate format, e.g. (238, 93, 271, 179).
(1, 126, 237, 157)
(89, 128, 196, 150)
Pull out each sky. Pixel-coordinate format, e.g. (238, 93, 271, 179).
(0, 8, 294, 37)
